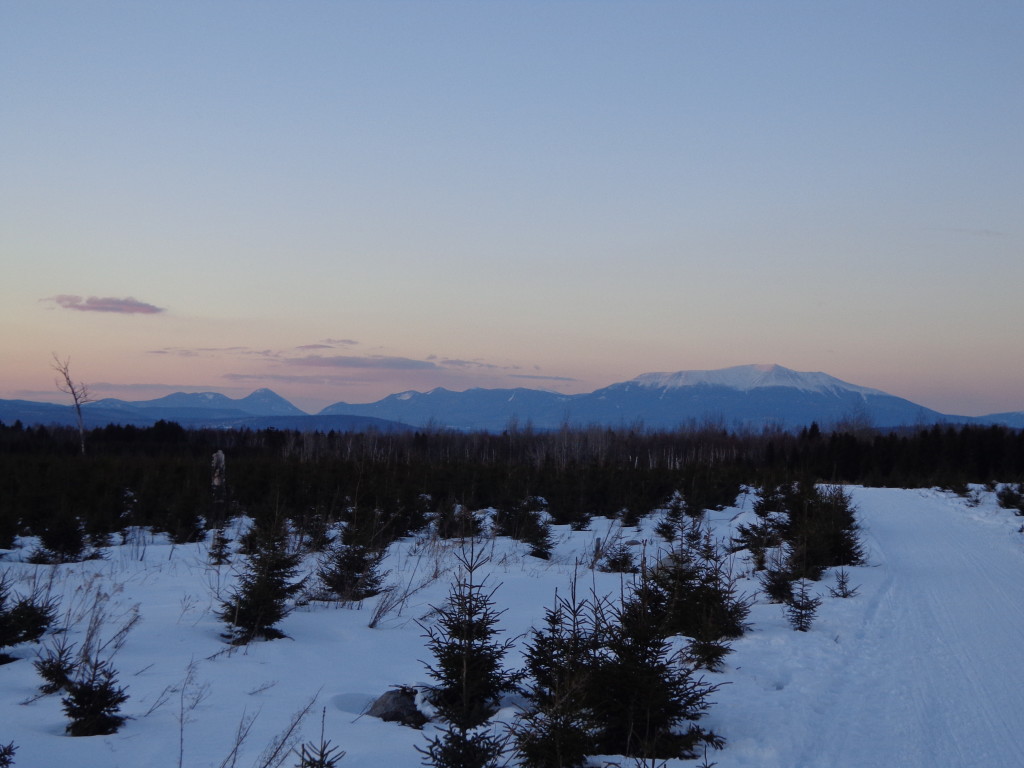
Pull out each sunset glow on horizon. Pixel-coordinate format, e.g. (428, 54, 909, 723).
(2, 2, 1021, 417)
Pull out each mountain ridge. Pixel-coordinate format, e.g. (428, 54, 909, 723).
(2, 365, 1021, 432)
(318, 364, 1015, 431)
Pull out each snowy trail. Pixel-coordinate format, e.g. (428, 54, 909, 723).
(796, 489, 1024, 768)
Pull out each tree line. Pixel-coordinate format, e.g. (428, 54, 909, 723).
(1, 418, 1022, 555)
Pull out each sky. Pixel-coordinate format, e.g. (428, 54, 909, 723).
(1, 1, 1021, 416)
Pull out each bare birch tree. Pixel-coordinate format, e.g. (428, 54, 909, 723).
(53, 354, 93, 454)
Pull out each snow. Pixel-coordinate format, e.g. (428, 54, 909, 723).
(632, 364, 886, 397)
(2, 487, 1023, 767)
(708, 488, 1024, 767)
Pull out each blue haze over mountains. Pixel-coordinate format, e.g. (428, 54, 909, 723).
(3, 365, 1023, 432)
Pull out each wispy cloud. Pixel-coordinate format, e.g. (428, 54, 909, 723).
(45, 294, 165, 314)
(296, 339, 360, 351)
(224, 373, 365, 386)
(139, 339, 572, 396)
(149, 346, 279, 358)
(435, 358, 505, 370)
(285, 355, 439, 370)
(89, 381, 220, 392)
(510, 373, 579, 382)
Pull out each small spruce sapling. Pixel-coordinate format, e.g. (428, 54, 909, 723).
(784, 580, 821, 632)
(293, 708, 345, 767)
(431, 504, 484, 540)
(34, 635, 77, 694)
(589, 573, 724, 760)
(219, 518, 305, 644)
(420, 547, 516, 730)
(493, 500, 555, 560)
(316, 543, 388, 602)
(757, 546, 794, 604)
(0, 742, 15, 767)
(418, 545, 516, 768)
(208, 528, 232, 566)
(597, 542, 638, 574)
(62, 658, 129, 736)
(654, 492, 688, 543)
(0, 573, 57, 663)
(513, 582, 606, 768)
(827, 569, 859, 599)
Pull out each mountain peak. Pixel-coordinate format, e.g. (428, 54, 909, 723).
(237, 388, 305, 415)
(629, 364, 885, 396)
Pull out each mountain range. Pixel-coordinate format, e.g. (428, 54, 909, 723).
(0, 388, 406, 433)
(2, 365, 1022, 433)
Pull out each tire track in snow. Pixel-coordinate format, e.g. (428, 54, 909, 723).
(798, 489, 1024, 768)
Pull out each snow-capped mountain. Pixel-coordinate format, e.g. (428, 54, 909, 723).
(629, 364, 885, 396)
(573, 364, 940, 430)
(319, 365, 952, 431)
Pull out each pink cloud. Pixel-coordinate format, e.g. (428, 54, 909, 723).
(285, 355, 439, 370)
(47, 295, 165, 314)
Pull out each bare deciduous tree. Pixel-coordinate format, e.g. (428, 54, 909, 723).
(52, 354, 93, 454)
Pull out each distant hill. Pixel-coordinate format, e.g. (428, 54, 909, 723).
(0, 389, 411, 433)
(979, 411, 1024, 429)
(320, 387, 574, 432)
(89, 387, 306, 419)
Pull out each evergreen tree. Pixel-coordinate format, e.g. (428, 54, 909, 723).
(513, 584, 607, 768)
(418, 725, 505, 768)
(828, 568, 859, 599)
(597, 542, 639, 574)
(492, 499, 554, 560)
(34, 635, 77, 694)
(293, 708, 345, 767)
(0, 574, 57, 663)
(61, 658, 129, 736)
(418, 546, 515, 768)
(654, 491, 689, 543)
(758, 562, 795, 604)
(316, 542, 387, 602)
(208, 527, 232, 566)
(431, 503, 484, 540)
(730, 483, 787, 570)
(784, 580, 821, 632)
(783, 483, 863, 581)
(640, 523, 750, 671)
(219, 518, 304, 644)
(996, 482, 1024, 515)
(28, 507, 88, 564)
(589, 573, 723, 760)
(294, 741, 345, 768)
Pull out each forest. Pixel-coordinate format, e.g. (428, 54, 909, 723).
(1, 418, 1022, 556)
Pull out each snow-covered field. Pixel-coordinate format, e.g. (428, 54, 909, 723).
(3, 486, 1023, 768)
